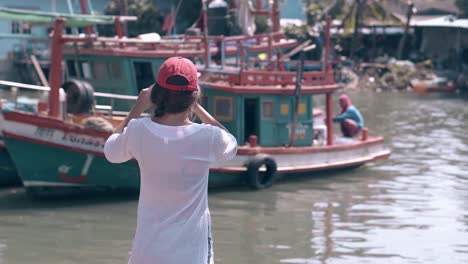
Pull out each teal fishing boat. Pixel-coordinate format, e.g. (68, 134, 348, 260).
(0, 1, 295, 188)
(0, 2, 390, 196)
(0, 7, 121, 186)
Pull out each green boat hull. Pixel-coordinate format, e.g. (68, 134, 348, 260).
(4, 136, 245, 195)
(0, 148, 20, 186)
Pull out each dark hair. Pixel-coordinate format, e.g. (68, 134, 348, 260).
(150, 75, 199, 118)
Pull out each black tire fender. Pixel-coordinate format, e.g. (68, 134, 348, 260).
(62, 79, 95, 114)
(245, 154, 277, 190)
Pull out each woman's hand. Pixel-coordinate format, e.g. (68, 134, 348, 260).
(113, 86, 154, 133)
(193, 103, 229, 132)
(134, 86, 154, 113)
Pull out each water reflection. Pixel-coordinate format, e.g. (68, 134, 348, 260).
(1, 92, 468, 263)
(210, 92, 468, 264)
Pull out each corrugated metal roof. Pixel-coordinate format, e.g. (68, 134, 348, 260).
(411, 15, 468, 29)
(413, 0, 459, 15)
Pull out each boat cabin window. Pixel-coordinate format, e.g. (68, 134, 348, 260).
(298, 103, 306, 115)
(66, 60, 77, 77)
(93, 61, 108, 80)
(11, 21, 31, 34)
(262, 101, 275, 119)
(213, 96, 232, 121)
(109, 61, 123, 80)
(79, 61, 92, 79)
(280, 104, 289, 116)
(133, 62, 154, 92)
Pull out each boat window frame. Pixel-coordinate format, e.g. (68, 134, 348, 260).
(108, 60, 124, 80)
(78, 60, 93, 79)
(213, 96, 233, 121)
(93, 61, 108, 81)
(262, 100, 275, 120)
(298, 103, 307, 116)
(10, 21, 31, 35)
(66, 59, 78, 78)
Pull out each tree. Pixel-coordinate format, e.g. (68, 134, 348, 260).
(174, 0, 202, 32)
(301, 0, 401, 58)
(100, 0, 164, 37)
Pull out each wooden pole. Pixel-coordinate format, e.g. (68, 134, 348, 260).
(397, 1, 414, 59)
(203, 1, 210, 68)
(272, 0, 280, 33)
(115, 17, 125, 48)
(79, 0, 93, 35)
(350, 0, 363, 59)
(267, 33, 273, 68)
(30, 55, 49, 87)
(326, 93, 333, 146)
(324, 17, 331, 73)
(48, 18, 65, 119)
(288, 51, 305, 147)
(120, 0, 128, 36)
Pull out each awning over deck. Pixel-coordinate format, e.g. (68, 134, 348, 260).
(0, 8, 124, 27)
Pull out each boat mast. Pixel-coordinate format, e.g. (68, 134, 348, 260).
(271, 0, 279, 33)
(203, 0, 210, 68)
(79, 0, 93, 35)
(48, 18, 65, 119)
(289, 50, 305, 147)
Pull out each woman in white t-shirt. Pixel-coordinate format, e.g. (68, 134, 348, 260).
(104, 57, 238, 264)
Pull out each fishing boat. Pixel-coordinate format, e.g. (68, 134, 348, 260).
(0, 7, 135, 186)
(1, 2, 390, 195)
(410, 78, 458, 94)
(196, 18, 390, 188)
(0, 1, 296, 187)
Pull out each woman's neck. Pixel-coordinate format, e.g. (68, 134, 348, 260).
(152, 112, 192, 126)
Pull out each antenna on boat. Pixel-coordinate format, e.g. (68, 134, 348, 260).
(202, 0, 210, 68)
(288, 49, 305, 147)
(79, 0, 93, 35)
(324, 16, 334, 146)
(172, 0, 184, 36)
(288, 43, 316, 147)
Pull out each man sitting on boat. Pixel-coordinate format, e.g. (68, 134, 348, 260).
(333, 94, 364, 138)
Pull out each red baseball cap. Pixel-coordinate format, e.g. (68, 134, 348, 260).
(156, 57, 198, 92)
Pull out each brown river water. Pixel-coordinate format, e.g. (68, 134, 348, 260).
(1, 91, 468, 264)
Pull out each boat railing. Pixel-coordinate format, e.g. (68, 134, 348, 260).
(0, 80, 138, 119)
(200, 65, 334, 87)
(61, 31, 295, 62)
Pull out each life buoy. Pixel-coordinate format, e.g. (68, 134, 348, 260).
(62, 79, 95, 114)
(245, 154, 277, 190)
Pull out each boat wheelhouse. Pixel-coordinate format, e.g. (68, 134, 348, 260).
(196, 18, 390, 187)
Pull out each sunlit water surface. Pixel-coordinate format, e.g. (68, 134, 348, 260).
(1, 91, 468, 264)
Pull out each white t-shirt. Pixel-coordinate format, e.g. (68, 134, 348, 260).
(104, 118, 237, 264)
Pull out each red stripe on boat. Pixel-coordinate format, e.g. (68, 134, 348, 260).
(59, 173, 87, 183)
(210, 152, 391, 174)
(3, 131, 106, 157)
(236, 137, 386, 155)
(200, 83, 340, 95)
(3, 111, 111, 139)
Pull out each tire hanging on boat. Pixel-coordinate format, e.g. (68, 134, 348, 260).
(245, 154, 277, 190)
(62, 79, 95, 114)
